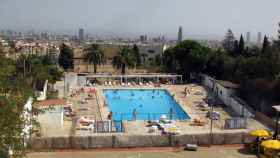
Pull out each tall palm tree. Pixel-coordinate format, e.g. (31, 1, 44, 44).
(83, 44, 105, 73)
(112, 46, 135, 74)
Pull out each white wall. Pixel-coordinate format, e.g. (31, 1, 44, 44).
(37, 80, 48, 101)
(22, 97, 33, 146)
(215, 83, 234, 106)
(23, 98, 33, 134)
(229, 97, 254, 117)
(38, 106, 64, 129)
(65, 72, 78, 88)
(202, 75, 214, 89)
(201, 74, 254, 117)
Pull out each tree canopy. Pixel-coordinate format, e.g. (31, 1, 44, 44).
(58, 43, 73, 70)
(112, 46, 136, 74)
(83, 44, 106, 73)
(0, 53, 62, 157)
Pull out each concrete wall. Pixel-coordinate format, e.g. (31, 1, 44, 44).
(201, 74, 254, 117)
(229, 97, 254, 118)
(202, 75, 214, 89)
(30, 132, 253, 150)
(215, 83, 234, 106)
(255, 111, 275, 129)
(65, 73, 78, 89)
(38, 106, 64, 129)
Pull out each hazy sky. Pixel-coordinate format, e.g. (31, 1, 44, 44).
(0, 0, 279, 40)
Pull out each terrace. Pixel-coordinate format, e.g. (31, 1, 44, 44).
(31, 73, 268, 149)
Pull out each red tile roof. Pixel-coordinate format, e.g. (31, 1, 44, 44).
(35, 99, 66, 107)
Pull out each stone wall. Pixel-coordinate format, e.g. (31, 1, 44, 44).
(30, 132, 253, 150)
(255, 111, 275, 129)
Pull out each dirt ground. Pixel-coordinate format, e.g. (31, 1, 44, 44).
(27, 146, 257, 158)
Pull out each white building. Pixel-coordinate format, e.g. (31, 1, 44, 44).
(137, 44, 164, 64)
(201, 74, 254, 117)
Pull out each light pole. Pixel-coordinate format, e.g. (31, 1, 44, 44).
(272, 105, 280, 139)
(209, 78, 216, 146)
(64, 74, 66, 98)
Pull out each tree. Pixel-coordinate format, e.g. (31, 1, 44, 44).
(222, 29, 235, 53)
(154, 54, 162, 66)
(232, 40, 239, 56)
(132, 44, 141, 67)
(0, 52, 62, 157)
(262, 35, 270, 54)
(58, 43, 73, 71)
(0, 54, 34, 158)
(141, 53, 148, 65)
(112, 46, 135, 74)
(170, 40, 211, 79)
(238, 35, 245, 55)
(83, 44, 105, 73)
(261, 35, 273, 60)
(162, 48, 176, 72)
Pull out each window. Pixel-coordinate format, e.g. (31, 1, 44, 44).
(148, 50, 155, 53)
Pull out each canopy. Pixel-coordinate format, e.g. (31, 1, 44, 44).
(261, 140, 280, 150)
(249, 129, 271, 137)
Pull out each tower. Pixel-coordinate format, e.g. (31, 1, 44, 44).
(78, 28, 84, 41)
(246, 31, 251, 44)
(177, 26, 183, 43)
(257, 32, 262, 47)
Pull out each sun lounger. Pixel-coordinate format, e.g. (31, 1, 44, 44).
(112, 81, 116, 86)
(165, 126, 180, 134)
(139, 82, 143, 86)
(190, 118, 206, 126)
(76, 122, 94, 130)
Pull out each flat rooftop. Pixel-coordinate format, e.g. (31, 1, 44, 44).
(37, 84, 267, 137)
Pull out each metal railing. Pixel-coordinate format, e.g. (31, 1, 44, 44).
(224, 117, 247, 129)
(94, 120, 124, 133)
(94, 92, 103, 121)
(112, 112, 189, 121)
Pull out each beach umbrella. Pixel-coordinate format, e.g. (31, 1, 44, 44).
(261, 140, 280, 150)
(249, 129, 271, 137)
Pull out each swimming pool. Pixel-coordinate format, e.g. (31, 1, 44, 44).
(103, 89, 190, 121)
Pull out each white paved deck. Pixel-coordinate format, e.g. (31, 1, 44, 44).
(38, 83, 267, 137)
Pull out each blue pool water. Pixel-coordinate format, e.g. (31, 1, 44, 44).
(103, 89, 190, 121)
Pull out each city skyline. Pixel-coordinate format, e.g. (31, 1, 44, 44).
(0, 0, 280, 40)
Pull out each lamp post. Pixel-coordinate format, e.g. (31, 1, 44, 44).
(209, 78, 216, 146)
(272, 105, 280, 139)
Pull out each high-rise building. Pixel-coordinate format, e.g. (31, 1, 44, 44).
(246, 32, 251, 44)
(78, 28, 84, 41)
(140, 35, 145, 42)
(257, 32, 262, 46)
(177, 26, 183, 43)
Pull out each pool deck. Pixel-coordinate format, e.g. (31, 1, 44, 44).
(37, 83, 267, 138)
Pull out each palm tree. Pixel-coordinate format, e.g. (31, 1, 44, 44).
(83, 44, 105, 73)
(112, 46, 135, 74)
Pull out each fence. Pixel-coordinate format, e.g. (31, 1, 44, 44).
(112, 112, 189, 121)
(224, 118, 247, 129)
(93, 120, 124, 133)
